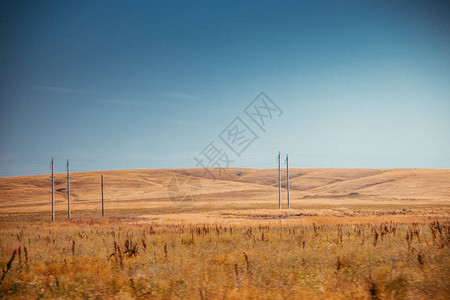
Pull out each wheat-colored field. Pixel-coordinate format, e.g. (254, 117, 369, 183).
(0, 168, 449, 298)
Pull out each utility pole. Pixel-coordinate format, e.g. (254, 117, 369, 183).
(278, 151, 281, 209)
(286, 154, 290, 209)
(51, 157, 54, 222)
(67, 159, 70, 219)
(101, 175, 104, 217)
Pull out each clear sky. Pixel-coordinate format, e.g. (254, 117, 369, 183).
(1, 0, 449, 177)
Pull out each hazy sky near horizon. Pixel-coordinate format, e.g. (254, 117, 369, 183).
(1, 0, 449, 177)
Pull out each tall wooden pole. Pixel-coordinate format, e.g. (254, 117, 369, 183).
(278, 152, 281, 209)
(51, 157, 54, 221)
(286, 154, 290, 209)
(67, 159, 70, 219)
(101, 175, 104, 217)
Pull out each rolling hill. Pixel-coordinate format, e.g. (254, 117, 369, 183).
(1, 168, 449, 215)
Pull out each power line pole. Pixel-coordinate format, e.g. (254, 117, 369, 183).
(278, 151, 281, 209)
(67, 159, 70, 219)
(101, 175, 104, 217)
(51, 157, 54, 222)
(286, 154, 290, 209)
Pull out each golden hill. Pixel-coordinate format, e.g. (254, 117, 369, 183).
(1, 168, 449, 216)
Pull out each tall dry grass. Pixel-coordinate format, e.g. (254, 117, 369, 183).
(0, 218, 449, 299)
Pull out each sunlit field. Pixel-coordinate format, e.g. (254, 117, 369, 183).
(1, 168, 449, 299)
(0, 213, 449, 299)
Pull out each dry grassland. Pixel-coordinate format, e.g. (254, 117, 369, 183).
(0, 168, 449, 299)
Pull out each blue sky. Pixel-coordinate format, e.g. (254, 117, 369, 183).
(1, 0, 449, 177)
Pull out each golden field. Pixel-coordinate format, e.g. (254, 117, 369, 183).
(0, 168, 449, 299)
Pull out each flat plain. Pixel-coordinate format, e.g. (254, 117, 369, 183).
(0, 168, 449, 299)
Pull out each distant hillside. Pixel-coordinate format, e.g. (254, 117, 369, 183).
(1, 168, 449, 213)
